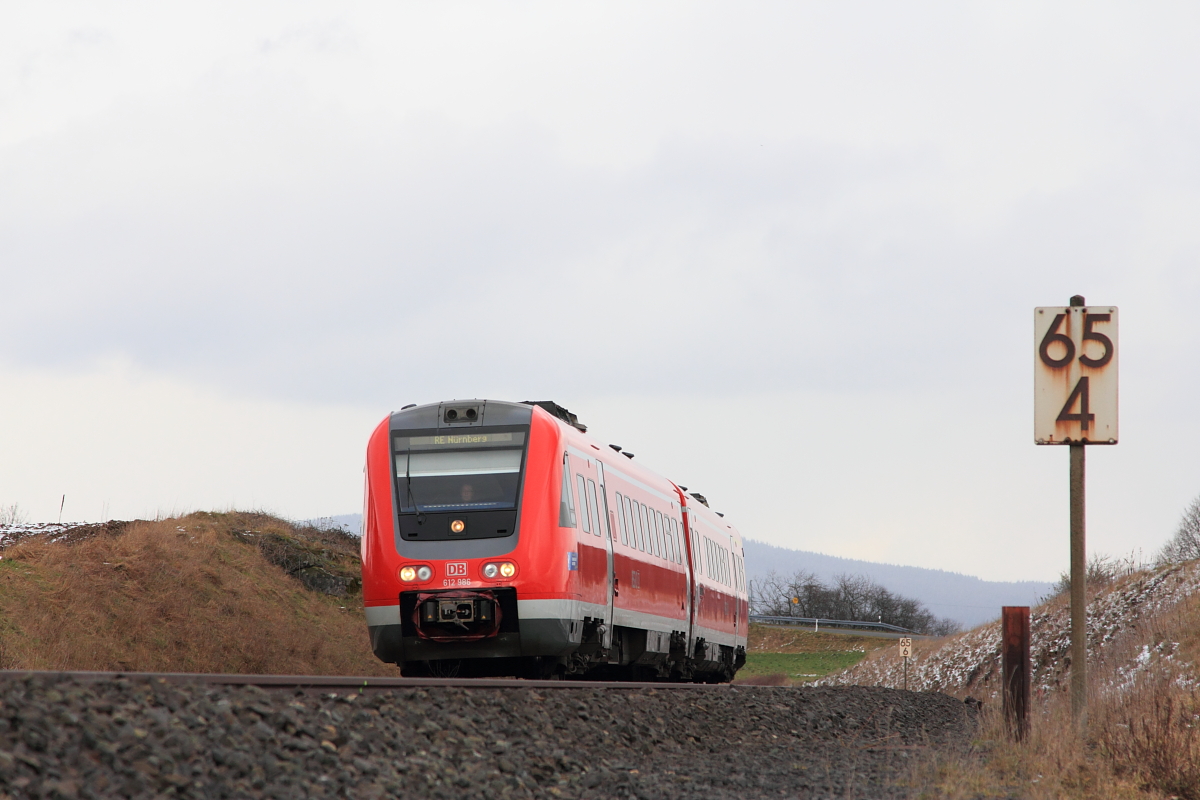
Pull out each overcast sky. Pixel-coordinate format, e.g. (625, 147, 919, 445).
(3, 3, 1200, 582)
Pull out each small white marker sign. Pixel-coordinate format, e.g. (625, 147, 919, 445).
(899, 637, 912, 658)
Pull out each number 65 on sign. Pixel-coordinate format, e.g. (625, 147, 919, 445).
(1034, 306, 1118, 444)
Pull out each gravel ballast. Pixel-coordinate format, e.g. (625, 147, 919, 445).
(0, 674, 977, 799)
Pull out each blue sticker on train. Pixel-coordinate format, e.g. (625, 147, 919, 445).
(567, 552, 578, 571)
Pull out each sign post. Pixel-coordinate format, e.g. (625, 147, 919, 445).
(1034, 295, 1118, 727)
(899, 637, 912, 691)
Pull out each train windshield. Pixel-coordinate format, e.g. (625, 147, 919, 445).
(393, 429, 527, 513)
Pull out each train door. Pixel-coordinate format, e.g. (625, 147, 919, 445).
(681, 506, 700, 649)
(571, 454, 609, 614)
(595, 462, 616, 644)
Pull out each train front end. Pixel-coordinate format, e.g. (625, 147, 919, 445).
(361, 400, 573, 677)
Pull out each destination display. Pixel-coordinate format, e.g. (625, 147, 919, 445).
(394, 431, 525, 451)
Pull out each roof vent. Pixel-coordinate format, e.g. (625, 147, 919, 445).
(689, 492, 709, 507)
(523, 401, 587, 432)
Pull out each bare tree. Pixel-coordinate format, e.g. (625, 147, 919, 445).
(1158, 494, 1200, 565)
(749, 568, 961, 635)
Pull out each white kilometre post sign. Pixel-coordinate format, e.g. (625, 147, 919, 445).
(1034, 296, 1118, 727)
(899, 637, 912, 691)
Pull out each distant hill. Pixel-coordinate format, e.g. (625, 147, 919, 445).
(321, 512, 1049, 628)
(743, 539, 1053, 628)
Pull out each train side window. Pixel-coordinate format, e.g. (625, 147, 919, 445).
(670, 518, 681, 563)
(640, 504, 654, 556)
(627, 496, 641, 551)
(648, 509, 658, 558)
(633, 496, 643, 546)
(691, 528, 702, 573)
(628, 497, 641, 551)
(638, 503, 648, 552)
(650, 507, 661, 558)
(615, 493, 629, 545)
(649, 509, 660, 559)
(576, 475, 591, 534)
(653, 510, 665, 561)
(662, 515, 673, 563)
(559, 460, 577, 528)
(586, 480, 602, 538)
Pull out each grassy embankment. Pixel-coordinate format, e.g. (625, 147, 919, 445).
(0, 511, 393, 676)
(797, 561, 1200, 800)
(913, 581, 1200, 800)
(738, 622, 892, 685)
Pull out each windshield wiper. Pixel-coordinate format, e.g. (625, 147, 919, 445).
(404, 453, 426, 524)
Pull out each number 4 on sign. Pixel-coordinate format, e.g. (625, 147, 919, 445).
(1057, 377, 1094, 432)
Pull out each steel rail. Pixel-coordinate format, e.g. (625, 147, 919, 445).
(0, 669, 729, 692)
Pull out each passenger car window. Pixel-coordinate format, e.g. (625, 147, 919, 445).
(654, 510, 665, 560)
(586, 480, 602, 538)
(615, 492, 629, 545)
(559, 458, 576, 528)
(643, 504, 657, 556)
(576, 475, 591, 533)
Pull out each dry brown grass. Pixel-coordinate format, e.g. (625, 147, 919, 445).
(912, 589, 1200, 799)
(0, 512, 393, 676)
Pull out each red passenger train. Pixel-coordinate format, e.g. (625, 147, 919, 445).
(361, 400, 748, 681)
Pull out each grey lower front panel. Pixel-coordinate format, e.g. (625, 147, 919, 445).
(369, 618, 577, 664)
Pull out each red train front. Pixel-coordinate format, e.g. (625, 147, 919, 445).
(361, 399, 748, 681)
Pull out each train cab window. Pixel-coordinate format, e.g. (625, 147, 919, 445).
(394, 430, 527, 513)
(586, 480, 602, 538)
(615, 493, 629, 545)
(576, 475, 591, 534)
(559, 460, 577, 528)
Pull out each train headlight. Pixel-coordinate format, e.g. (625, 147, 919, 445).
(416, 565, 433, 581)
(399, 566, 417, 582)
(482, 563, 499, 579)
(450, 519, 466, 534)
(499, 562, 516, 578)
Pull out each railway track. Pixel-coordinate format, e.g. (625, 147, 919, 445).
(0, 668, 726, 692)
(0, 667, 977, 798)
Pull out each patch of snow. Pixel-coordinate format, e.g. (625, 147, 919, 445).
(820, 561, 1200, 697)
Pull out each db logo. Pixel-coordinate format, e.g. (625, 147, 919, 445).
(446, 562, 468, 577)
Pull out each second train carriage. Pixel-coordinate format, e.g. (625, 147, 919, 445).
(360, 399, 748, 681)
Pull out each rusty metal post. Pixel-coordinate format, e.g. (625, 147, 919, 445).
(1070, 442, 1087, 725)
(1002, 606, 1031, 740)
(1067, 292, 1088, 727)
